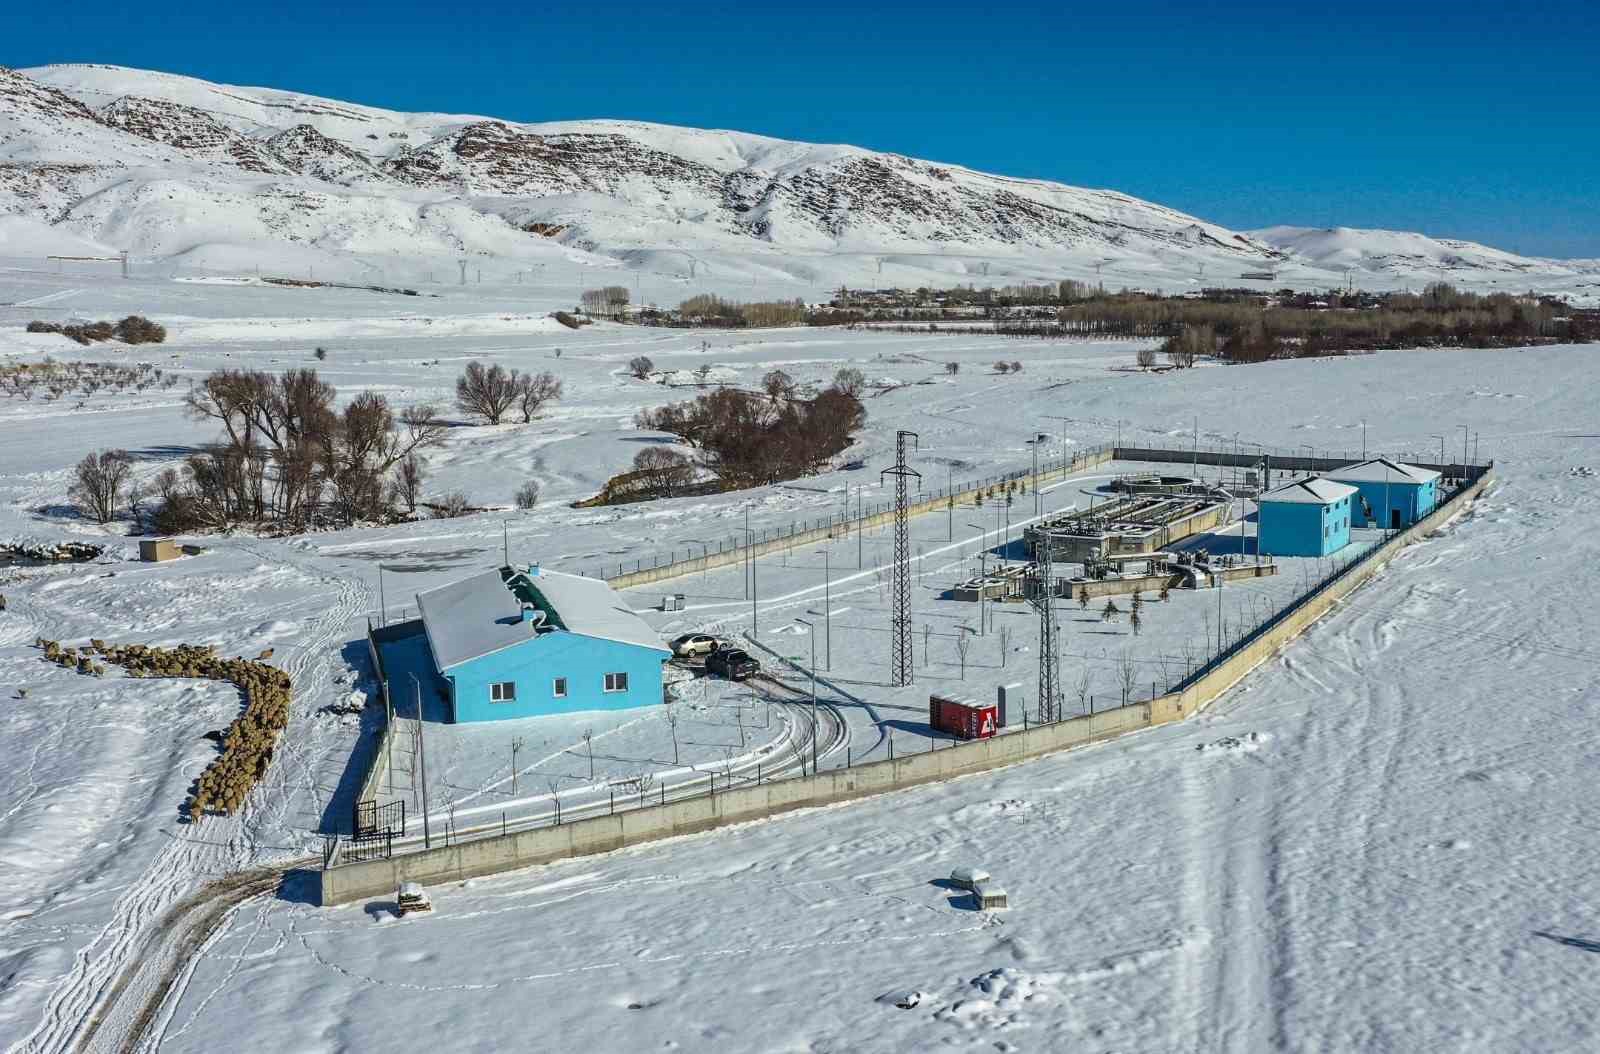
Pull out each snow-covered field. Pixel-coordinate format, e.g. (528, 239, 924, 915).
(1, 258, 1597, 1052)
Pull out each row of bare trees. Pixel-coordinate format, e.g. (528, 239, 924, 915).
(131, 367, 450, 532)
(454, 361, 563, 425)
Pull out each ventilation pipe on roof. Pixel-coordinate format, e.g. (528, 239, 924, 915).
(526, 563, 541, 577)
(521, 605, 546, 628)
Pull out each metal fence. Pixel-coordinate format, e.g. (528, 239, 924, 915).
(584, 441, 1491, 585)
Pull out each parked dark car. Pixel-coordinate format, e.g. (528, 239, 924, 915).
(706, 648, 759, 681)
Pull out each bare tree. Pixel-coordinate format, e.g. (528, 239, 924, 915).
(665, 705, 680, 765)
(455, 361, 520, 424)
(1119, 649, 1138, 706)
(514, 371, 563, 423)
(71, 449, 133, 524)
(761, 369, 796, 403)
(944, 362, 960, 376)
(627, 355, 654, 380)
(510, 735, 525, 796)
(393, 454, 425, 514)
(1074, 664, 1092, 717)
(582, 728, 595, 781)
(1136, 346, 1157, 368)
(954, 629, 971, 679)
(1101, 600, 1121, 623)
(998, 624, 1011, 666)
(514, 479, 540, 509)
(632, 447, 693, 497)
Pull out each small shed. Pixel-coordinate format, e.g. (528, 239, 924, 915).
(950, 866, 991, 892)
(139, 539, 182, 562)
(1257, 477, 1356, 557)
(972, 882, 1009, 910)
(1327, 458, 1441, 530)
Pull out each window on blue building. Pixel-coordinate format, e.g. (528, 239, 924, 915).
(604, 672, 629, 693)
(553, 677, 567, 698)
(490, 681, 516, 702)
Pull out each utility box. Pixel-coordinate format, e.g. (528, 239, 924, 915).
(929, 694, 997, 740)
(139, 539, 181, 563)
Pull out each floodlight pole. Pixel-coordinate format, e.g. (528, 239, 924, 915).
(797, 617, 818, 772)
(819, 549, 832, 670)
(968, 523, 987, 635)
(413, 676, 431, 849)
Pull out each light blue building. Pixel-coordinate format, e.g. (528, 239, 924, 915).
(1328, 458, 1441, 530)
(414, 565, 669, 723)
(1257, 477, 1357, 557)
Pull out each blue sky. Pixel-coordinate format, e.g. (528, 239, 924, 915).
(9, 0, 1598, 256)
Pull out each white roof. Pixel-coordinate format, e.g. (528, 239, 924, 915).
(416, 566, 667, 671)
(1328, 458, 1441, 485)
(518, 569, 670, 654)
(1259, 477, 1357, 506)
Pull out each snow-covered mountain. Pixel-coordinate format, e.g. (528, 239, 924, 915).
(1, 62, 1595, 298)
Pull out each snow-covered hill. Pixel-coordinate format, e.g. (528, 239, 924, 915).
(1251, 224, 1595, 282)
(2, 62, 1596, 298)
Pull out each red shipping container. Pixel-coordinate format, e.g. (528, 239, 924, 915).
(928, 695, 998, 740)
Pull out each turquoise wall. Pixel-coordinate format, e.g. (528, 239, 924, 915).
(1343, 478, 1438, 528)
(438, 631, 667, 723)
(1259, 494, 1352, 557)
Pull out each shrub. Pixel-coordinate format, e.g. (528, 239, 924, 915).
(627, 355, 654, 380)
(514, 480, 541, 509)
(1010, 361, 1022, 373)
(430, 491, 472, 518)
(113, 316, 165, 344)
(994, 360, 1011, 374)
(944, 362, 959, 375)
(1136, 346, 1157, 368)
(314, 347, 328, 361)
(552, 311, 587, 330)
(831, 367, 865, 398)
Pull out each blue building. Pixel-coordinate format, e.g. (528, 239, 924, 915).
(1327, 458, 1441, 529)
(1257, 477, 1357, 557)
(414, 565, 669, 723)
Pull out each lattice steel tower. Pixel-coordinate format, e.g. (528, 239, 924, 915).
(1029, 542, 1061, 721)
(881, 430, 920, 686)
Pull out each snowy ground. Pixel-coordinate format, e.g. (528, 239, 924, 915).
(1, 260, 1596, 1051)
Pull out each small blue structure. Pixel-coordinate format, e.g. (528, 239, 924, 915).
(1257, 477, 1356, 557)
(415, 565, 669, 723)
(1327, 458, 1441, 529)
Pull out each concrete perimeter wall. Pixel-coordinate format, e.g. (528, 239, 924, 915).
(319, 464, 1492, 906)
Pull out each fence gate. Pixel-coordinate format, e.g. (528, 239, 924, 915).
(352, 797, 405, 839)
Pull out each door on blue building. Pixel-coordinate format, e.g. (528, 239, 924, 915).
(1390, 508, 1402, 530)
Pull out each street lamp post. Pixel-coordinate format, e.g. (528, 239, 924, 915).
(795, 617, 818, 773)
(968, 522, 987, 635)
(816, 548, 831, 670)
